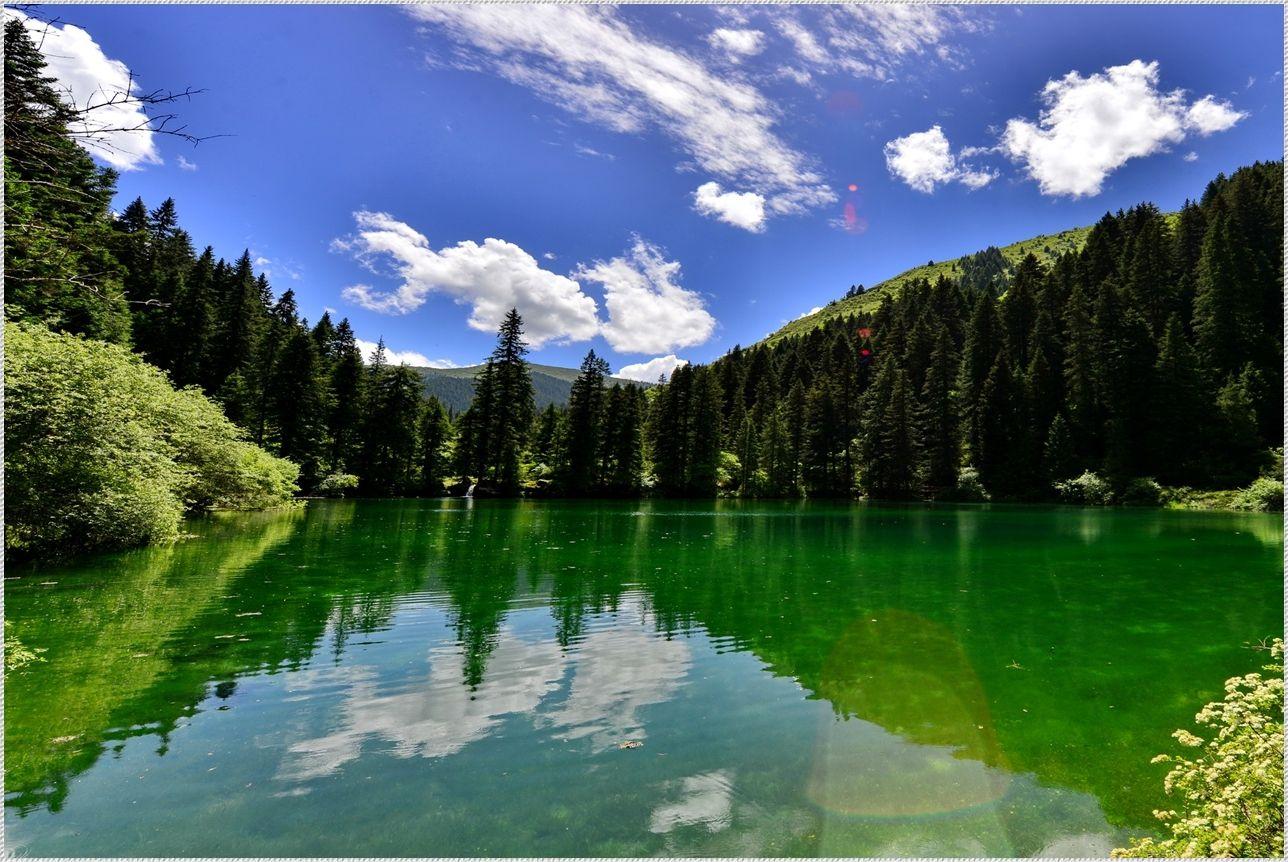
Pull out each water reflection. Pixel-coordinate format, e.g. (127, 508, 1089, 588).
(5, 499, 1282, 857)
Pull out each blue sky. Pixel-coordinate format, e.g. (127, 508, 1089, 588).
(27, 4, 1284, 378)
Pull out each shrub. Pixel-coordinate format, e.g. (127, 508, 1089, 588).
(1053, 470, 1115, 506)
(946, 467, 990, 502)
(5, 320, 298, 558)
(1113, 639, 1283, 858)
(1231, 477, 1284, 512)
(316, 473, 360, 498)
(1119, 477, 1163, 506)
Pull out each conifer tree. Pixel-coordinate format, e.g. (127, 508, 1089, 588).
(562, 349, 609, 494)
(917, 327, 959, 492)
(418, 396, 451, 495)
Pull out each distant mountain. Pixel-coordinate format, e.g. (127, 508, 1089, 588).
(411, 362, 650, 413)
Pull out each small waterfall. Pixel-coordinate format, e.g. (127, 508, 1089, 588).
(465, 482, 477, 498)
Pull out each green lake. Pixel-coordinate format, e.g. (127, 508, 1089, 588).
(4, 500, 1282, 857)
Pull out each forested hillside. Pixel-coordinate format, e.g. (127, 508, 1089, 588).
(5, 15, 1282, 525)
(766, 224, 1094, 346)
(679, 161, 1283, 501)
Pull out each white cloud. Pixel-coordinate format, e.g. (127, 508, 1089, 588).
(707, 27, 765, 60)
(775, 66, 813, 87)
(1183, 151, 1199, 163)
(251, 252, 301, 282)
(692, 181, 766, 232)
(337, 214, 716, 355)
(409, 5, 834, 224)
(577, 240, 716, 355)
(574, 142, 615, 161)
(9, 10, 161, 171)
(353, 337, 456, 368)
(773, 6, 983, 81)
(796, 305, 823, 321)
(883, 125, 996, 193)
(616, 354, 688, 383)
(1001, 60, 1245, 197)
(1185, 95, 1245, 135)
(336, 211, 601, 349)
(176, 154, 198, 171)
(774, 18, 830, 65)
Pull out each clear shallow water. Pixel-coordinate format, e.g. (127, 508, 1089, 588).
(4, 499, 1282, 857)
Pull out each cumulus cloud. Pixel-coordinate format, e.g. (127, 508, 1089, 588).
(9, 10, 161, 171)
(177, 154, 198, 171)
(1001, 60, 1246, 197)
(1185, 95, 1245, 135)
(335, 211, 600, 349)
(409, 5, 834, 225)
(577, 240, 716, 355)
(707, 27, 765, 60)
(353, 337, 457, 368)
(692, 181, 766, 232)
(616, 354, 688, 383)
(1183, 151, 1199, 163)
(884, 125, 996, 193)
(337, 214, 717, 355)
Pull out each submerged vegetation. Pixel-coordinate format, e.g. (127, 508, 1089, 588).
(1113, 639, 1284, 858)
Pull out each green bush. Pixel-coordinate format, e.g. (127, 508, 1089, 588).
(316, 473, 360, 498)
(1113, 639, 1283, 858)
(942, 466, 989, 502)
(1231, 477, 1284, 512)
(1053, 470, 1115, 506)
(1119, 477, 1163, 506)
(5, 320, 298, 558)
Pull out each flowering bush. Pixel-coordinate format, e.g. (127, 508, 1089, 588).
(1113, 639, 1283, 858)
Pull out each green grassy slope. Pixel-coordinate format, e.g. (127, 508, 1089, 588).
(762, 224, 1094, 347)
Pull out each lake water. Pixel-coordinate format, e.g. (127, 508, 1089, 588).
(4, 500, 1282, 857)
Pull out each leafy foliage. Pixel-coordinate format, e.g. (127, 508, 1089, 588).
(1113, 639, 1283, 858)
(4, 320, 298, 558)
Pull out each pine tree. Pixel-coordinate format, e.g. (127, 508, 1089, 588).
(360, 363, 424, 495)
(4, 18, 131, 343)
(758, 407, 795, 497)
(917, 326, 959, 493)
(562, 349, 609, 495)
(959, 294, 1001, 464)
(603, 386, 644, 494)
(419, 396, 451, 495)
(976, 352, 1026, 498)
(1193, 210, 1252, 381)
(686, 367, 724, 495)
(483, 309, 536, 492)
(326, 319, 366, 474)
(1149, 314, 1207, 483)
(860, 364, 918, 499)
(269, 327, 328, 489)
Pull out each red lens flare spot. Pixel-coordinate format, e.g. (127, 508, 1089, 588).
(847, 183, 859, 192)
(858, 327, 872, 339)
